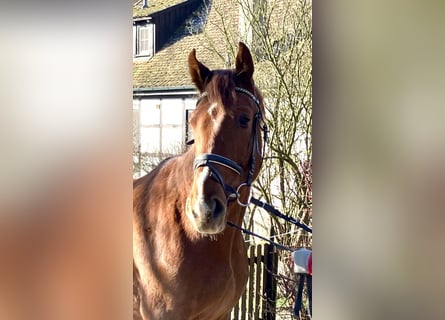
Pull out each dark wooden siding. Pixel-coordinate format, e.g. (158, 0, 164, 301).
(151, 0, 201, 52)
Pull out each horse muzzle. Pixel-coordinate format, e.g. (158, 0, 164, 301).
(188, 195, 227, 234)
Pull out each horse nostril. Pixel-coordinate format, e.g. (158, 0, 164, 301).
(211, 198, 226, 218)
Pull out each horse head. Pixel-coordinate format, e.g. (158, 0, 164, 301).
(185, 42, 266, 235)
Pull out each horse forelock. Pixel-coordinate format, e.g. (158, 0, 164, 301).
(204, 69, 263, 116)
(205, 70, 237, 110)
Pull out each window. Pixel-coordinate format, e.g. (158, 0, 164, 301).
(139, 99, 184, 155)
(134, 97, 197, 175)
(135, 23, 155, 57)
(185, 109, 194, 144)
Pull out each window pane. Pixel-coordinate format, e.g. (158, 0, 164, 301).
(140, 28, 149, 52)
(140, 101, 160, 125)
(140, 127, 160, 153)
(133, 108, 140, 151)
(161, 127, 182, 153)
(161, 99, 183, 125)
(184, 98, 197, 143)
(185, 109, 194, 143)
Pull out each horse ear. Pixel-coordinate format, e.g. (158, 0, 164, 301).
(188, 49, 211, 92)
(235, 42, 254, 80)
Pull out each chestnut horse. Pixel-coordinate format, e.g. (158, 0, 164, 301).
(133, 42, 266, 320)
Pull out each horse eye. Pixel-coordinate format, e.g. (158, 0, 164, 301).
(238, 115, 250, 128)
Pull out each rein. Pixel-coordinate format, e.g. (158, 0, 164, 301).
(192, 86, 267, 206)
(226, 221, 294, 252)
(227, 197, 312, 251)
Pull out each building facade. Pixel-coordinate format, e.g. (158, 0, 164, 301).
(132, 0, 238, 177)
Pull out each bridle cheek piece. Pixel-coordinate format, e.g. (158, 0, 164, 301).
(192, 87, 266, 206)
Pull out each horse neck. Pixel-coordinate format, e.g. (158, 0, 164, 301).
(174, 148, 195, 192)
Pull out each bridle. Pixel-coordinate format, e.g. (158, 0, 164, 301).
(192, 87, 267, 207)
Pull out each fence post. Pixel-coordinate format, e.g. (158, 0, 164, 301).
(263, 242, 278, 320)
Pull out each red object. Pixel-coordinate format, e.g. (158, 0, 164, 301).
(308, 252, 312, 275)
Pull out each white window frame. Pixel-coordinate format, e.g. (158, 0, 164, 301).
(135, 23, 155, 57)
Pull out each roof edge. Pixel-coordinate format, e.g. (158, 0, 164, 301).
(133, 85, 197, 96)
(133, 0, 199, 19)
(150, 0, 199, 17)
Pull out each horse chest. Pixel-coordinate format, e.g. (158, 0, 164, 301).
(154, 238, 248, 316)
(175, 247, 248, 318)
